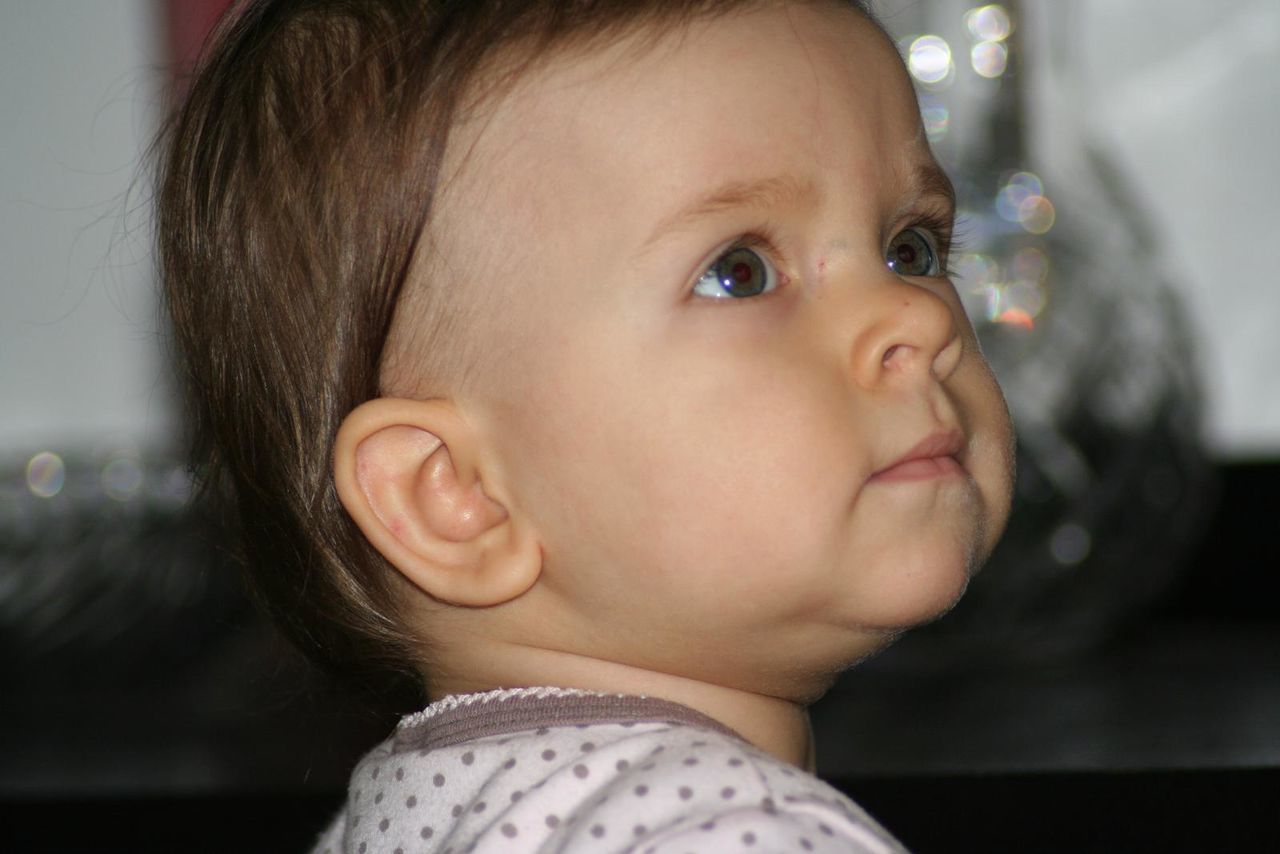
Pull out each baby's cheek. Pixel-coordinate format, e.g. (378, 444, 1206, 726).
(960, 357, 1016, 553)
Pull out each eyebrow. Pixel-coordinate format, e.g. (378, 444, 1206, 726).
(641, 160, 957, 252)
(641, 174, 819, 251)
(909, 159, 957, 212)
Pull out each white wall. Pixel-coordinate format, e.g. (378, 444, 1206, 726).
(0, 1, 169, 454)
(1070, 0, 1280, 457)
(881, 0, 1279, 459)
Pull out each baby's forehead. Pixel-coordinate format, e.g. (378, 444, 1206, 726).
(434, 3, 923, 245)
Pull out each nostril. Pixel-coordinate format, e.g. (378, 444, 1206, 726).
(882, 344, 903, 366)
(931, 334, 963, 380)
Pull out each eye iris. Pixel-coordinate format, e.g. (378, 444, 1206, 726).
(887, 229, 934, 275)
(715, 248, 767, 297)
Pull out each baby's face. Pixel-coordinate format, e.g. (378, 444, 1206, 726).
(435, 1, 1014, 699)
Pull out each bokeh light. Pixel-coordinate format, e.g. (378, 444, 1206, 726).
(919, 96, 950, 142)
(954, 253, 1002, 323)
(995, 171, 1044, 221)
(154, 466, 194, 505)
(1017, 195, 1056, 234)
(1049, 522, 1092, 567)
(954, 249, 1049, 330)
(26, 452, 66, 499)
(907, 35, 954, 87)
(102, 454, 144, 502)
(1010, 246, 1050, 284)
(1004, 279, 1048, 319)
(970, 40, 1009, 78)
(996, 307, 1035, 330)
(964, 4, 1013, 42)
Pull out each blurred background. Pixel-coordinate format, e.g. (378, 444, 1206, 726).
(2, 1, 1277, 851)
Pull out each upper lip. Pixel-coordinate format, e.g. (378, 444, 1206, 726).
(874, 428, 965, 475)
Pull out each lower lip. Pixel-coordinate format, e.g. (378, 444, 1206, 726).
(870, 456, 965, 483)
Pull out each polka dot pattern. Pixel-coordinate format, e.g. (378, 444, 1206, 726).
(309, 688, 905, 853)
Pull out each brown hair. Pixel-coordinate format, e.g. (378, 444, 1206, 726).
(156, 0, 872, 687)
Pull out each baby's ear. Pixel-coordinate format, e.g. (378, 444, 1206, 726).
(333, 398, 541, 607)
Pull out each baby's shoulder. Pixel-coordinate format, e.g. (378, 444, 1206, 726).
(316, 692, 904, 852)
(537, 723, 904, 853)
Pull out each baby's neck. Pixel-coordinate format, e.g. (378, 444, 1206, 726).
(426, 639, 815, 770)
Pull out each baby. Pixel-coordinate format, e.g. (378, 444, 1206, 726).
(158, 0, 1015, 850)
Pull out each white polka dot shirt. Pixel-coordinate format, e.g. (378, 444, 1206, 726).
(312, 687, 906, 853)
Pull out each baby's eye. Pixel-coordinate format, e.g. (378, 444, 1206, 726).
(693, 246, 779, 299)
(885, 227, 942, 277)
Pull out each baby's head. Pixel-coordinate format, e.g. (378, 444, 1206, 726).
(160, 0, 1014, 707)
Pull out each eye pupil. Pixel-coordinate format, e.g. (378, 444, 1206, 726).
(713, 248, 768, 297)
(694, 245, 776, 299)
(886, 228, 936, 276)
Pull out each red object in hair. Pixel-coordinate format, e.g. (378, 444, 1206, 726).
(162, 0, 235, 92)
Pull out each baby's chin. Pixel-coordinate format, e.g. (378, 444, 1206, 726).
(848, 546, 978, 633)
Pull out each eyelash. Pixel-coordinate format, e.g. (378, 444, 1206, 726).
(900, 209, 963, 277)
(731, 226, 787, 268)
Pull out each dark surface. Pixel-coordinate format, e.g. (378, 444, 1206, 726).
(1155, 461, 1280, 623)
(3, 768, 1278, 853)
(3, 462, 1278, 851)
(812, 620, 1280, 776)
(840, 767, 1280, 854)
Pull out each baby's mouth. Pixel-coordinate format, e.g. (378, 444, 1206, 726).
(869, 429, 966, 483)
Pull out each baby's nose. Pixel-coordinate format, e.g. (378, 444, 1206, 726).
(848, 281, 962, 390)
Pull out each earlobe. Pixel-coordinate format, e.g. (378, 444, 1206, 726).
(333, 398, 542, 607)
